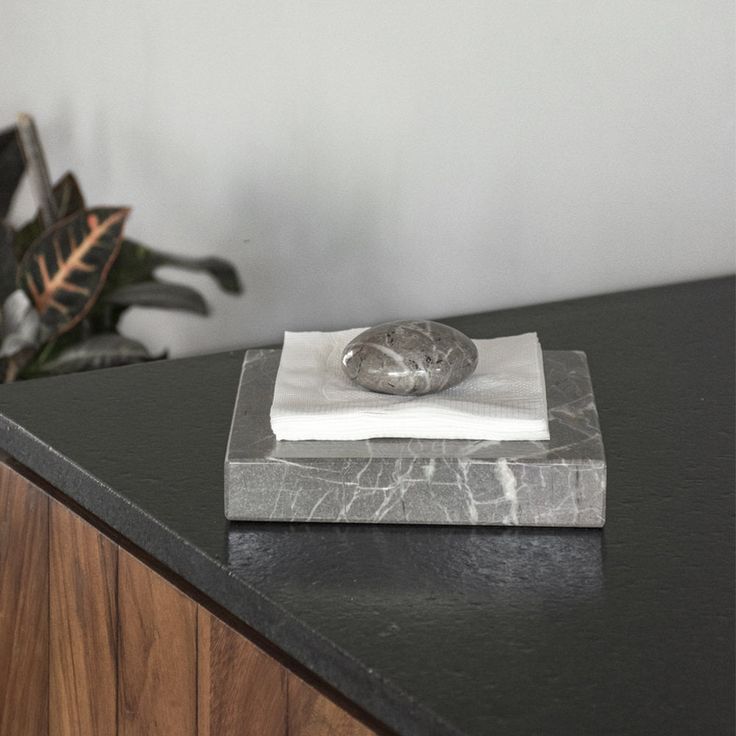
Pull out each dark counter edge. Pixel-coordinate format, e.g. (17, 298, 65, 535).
(0, 421, 463, 736)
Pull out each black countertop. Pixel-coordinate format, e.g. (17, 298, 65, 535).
(0, 277, 733, 736)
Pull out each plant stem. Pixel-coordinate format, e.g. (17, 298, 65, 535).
(16, 113, 57, 228)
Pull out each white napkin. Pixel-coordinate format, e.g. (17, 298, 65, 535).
(269, 329, 550, 441)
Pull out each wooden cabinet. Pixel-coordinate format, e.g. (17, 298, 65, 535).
(50, 500, 117, 735)
(0, 462, 378, 736)
(0, 462, 48, 736)
(198, 609, 288, 735)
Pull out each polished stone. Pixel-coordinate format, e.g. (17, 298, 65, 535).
(341, 320, 478, 395)
(226, 349, 607, 526)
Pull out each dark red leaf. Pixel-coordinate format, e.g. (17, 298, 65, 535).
(20, 207, 130, 337)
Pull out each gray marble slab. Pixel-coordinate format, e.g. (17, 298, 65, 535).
(225, 349, 606, 526)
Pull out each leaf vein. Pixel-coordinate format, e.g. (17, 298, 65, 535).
(35, 210, 126, 314)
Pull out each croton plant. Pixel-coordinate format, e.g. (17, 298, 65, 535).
(0, 118, 241, 382)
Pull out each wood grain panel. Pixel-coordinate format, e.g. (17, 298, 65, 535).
(0, 463, 49, 736)
(50, 499, 118, 735)
(288, 673, 376, 736)
(118, 549, 197, 736)
(198, 608, 287, 735)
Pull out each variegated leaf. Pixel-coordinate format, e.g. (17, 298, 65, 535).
(20, 206, 130, 338)
(13, 172, 86, 261)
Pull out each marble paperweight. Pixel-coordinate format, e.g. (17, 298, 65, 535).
(225, 349, 606, 527)
(342, 320, 479, 395)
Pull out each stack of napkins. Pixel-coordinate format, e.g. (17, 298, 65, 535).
(269, 328, 550, 441)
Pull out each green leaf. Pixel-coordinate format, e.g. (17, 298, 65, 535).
(0, 127, 25, 219)
(105, 280, 208, 315)
(0, 223, 17, 302)
(107, 239, 242, 294)
(38, 333, 157, 375)
(53, 172, 85, 217)
(13, 172, 86, 261)
(20, 206, 130, 338)
(16, 318, 90, 379)
(152, 251, 242, 294)
(90, 239, 240, 332)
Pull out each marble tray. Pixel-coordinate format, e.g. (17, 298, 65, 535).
(224, 349, 606, 526)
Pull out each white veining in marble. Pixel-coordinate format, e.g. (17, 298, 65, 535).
(495, 458, 519, 525)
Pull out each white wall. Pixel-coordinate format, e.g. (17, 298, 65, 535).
(1, 1, 733, 356)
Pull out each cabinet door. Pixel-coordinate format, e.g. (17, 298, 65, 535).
(50, 500, 118, 736)
(1, 461, 382, 736)
(118, 549, 197, 736)
(288, 674, 376, 736)
(0, 464, 49, 736)
(198, 608, 287, 735)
